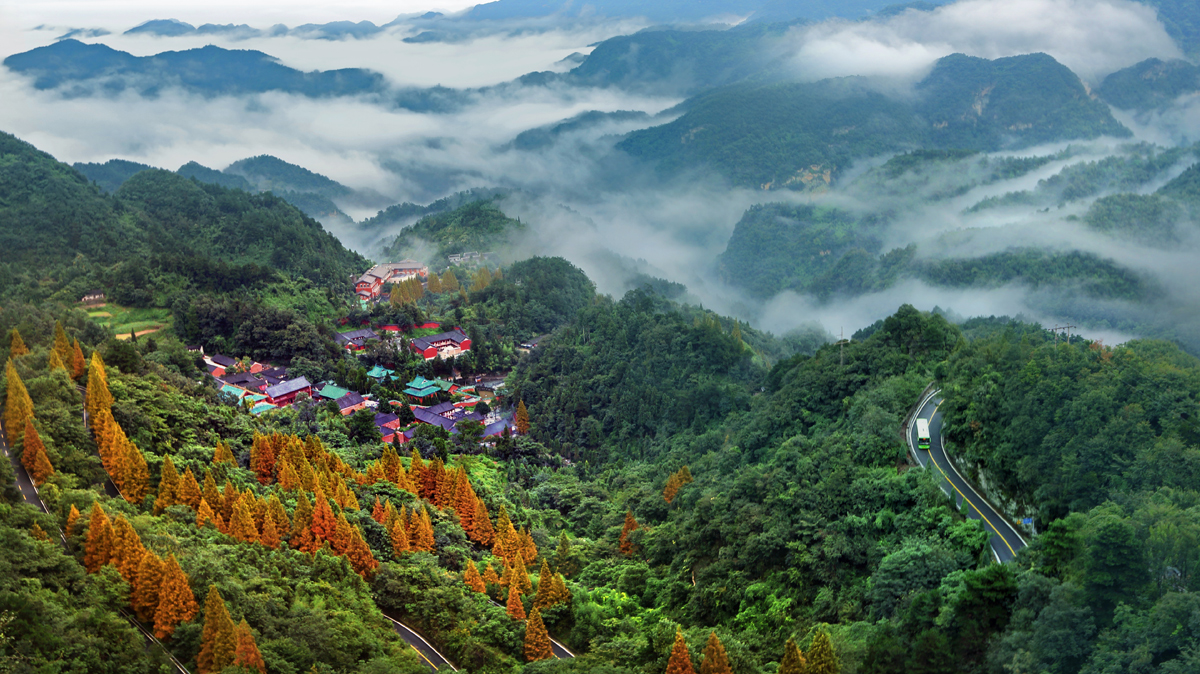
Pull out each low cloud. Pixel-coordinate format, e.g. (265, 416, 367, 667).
(786, 0, 1180, 84)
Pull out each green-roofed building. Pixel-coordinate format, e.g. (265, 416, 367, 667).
(250, 402, 278, 415)
(317, 384, 351, 400)
(221, 384, 246, 398)
(366, 365, 395, 381)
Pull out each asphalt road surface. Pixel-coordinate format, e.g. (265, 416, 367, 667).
(907, 392, 1028, 563)
(382, 610, 458, 672)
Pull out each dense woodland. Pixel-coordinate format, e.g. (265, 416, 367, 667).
(7, 12, 1200, 668)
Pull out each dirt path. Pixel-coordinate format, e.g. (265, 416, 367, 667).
(115, 327, 164, 340)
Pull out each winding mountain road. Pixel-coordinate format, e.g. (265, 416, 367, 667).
(906, 390, 1028, 563)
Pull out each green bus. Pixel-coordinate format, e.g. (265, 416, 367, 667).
(916, 419, 931, 450)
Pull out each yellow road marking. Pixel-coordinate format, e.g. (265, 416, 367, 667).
(410, 644, 438, 670)
(927, 449, 1017, 558)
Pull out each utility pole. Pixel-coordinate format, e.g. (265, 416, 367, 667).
(1049, 325, 1077, 348)
(835, 327, 851, 367)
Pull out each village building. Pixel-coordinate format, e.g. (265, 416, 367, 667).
(410, 329, 471, 360)
(263, 377, 311, 406)
(366, 365, 395, 382)
(336, 392, 368, 416)
(80, 290, 106, 305)
(315, 383, 352, 401)
(335, 328, 379, 351)
(446, 251, 494, 266)
(354, 260, 429, 301)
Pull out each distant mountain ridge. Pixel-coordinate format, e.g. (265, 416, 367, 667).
(3, 40, 386, 98)
(618, 53, 1131, 189)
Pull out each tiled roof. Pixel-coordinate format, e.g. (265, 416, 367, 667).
(210, 354, 237, 367)
(335, 328, 379, 344)
(265, 376, 310, 398)
(337, 392, 366, 409)
(317, 384, 351, 400)
(411, 329, 468, 352)
(374, 413, 399, 426)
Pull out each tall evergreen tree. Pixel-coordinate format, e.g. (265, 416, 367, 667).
(197, 585, 236, 674)
(133, 552, 165, 622)
(533, 559, 556, 609)
(620, 510, 639, 556)
(229, 498, 259, 543)
(8, 329, 28, 357)
(109, 514, 146, 585)
(4, 360, 34, 446)
(212, 441, 235, 466)
(197, 499, 219, 529)
(52, 322, 71, 365)
(344, 525, 379, 577)
(233, 619, 267, 674)
(154, 554, 199, 639)
(506, 581, 527, 620)
(413, 506, 436, 552)
(806, 632, 838, 674)
(123, 441, 151, 504)
(524, 608, 552, 662)
(21, 420, 54, 486)
(47, 350, 66, 372)
(390, 518, 411, 557)
(666, 629, 696, 674)
(70, 339, 87, 379)
(154, 455, 180, 513)
(84, 501, 114, 573)
(515, 400, 530, 434)
(699, 632, 733, 674)
(777, 638, 807, 674)
(482, 562, 501, 587)
(464, 560, 486, 593)
(310, 489, 337, 544)
(66, 504, 81, 534)
(177, 469, 202, 509)
(473, 498, 495, 546)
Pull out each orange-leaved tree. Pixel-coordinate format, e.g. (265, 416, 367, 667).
(84, 501, 115, 573)
(699, 632, 733, 674)
(4, 360, 33, 446)
(21, 420, 54, 486)
(665, 629, 696, 674)
(154, 554, 199, 639)
(233, 619, 267, 674)
(619, 510, 639, 556)
(464, 560, 486, 593)
(524, 608, 552, 662)
(197, 585, 236, 674)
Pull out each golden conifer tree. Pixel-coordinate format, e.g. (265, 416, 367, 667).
(267, 495, 291, 538)
(123, 442, 151, 504)
(290, 492, 317, 553)
(663, 471, 682, 503)
(310, 489, 337, 544)
(85, 352, 112, 421)
(154, 554, 199, 639)
(52, 322, 71, 365)
(666, 629, 697, 674)
(506, 582, 527, 620)
(202, 470, 220, 509)
(197, 498, 218, 529)
(4, 360, 34, 446)
(212, 441, 235, 466)
(30, 523, 49, 541)
(776, 638, 807, 674)
(442, 269, 459, 292)
(699, 632, 733, 674)
(806, 632, 838, 674)
(331, 513, 353, 555)
(8, 329, 28, 357)
(464, 560, 486, 593)
(524, 608, 553, 662)
(133, 552, 165, 622)
(84, 501, 115, 573)
(515, 400, 530, 434)
(473, 498, 495, 546)
(619, 510, 639, 556)
(550, 573, 571, 607)
(21, 420, 54, 486)
(409, 448, 427, 487)
(371, 497, 385, 523)
(219, 481, 239, 524)
(344, 525, 379, 578)
(389, 518, 410, 557)
(177, 468, 202, 509)
(455, 469, 477, 534)
(277, 457, 300, 490)
(482, 562, 501, 587)
(413, 506, 436, 552)
(154, 455, 180, 513)
(260, 510, 281, 549)
(66, 503, 81, 534)
(70, 339, 87, 379)
(229, 498, 259, 543)
(233, 619, 267, 674)
(197, 585, 237, 674)
(47, 350, 66, 372)
(533, 559, 555, 609)
(520, 526, 538, 565)
(510, 553, 533, 596)
(110, 514, 146, 585)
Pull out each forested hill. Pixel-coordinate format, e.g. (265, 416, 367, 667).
(618, 53, 1129, 189)
(379, 199, 526, 264)
(0, 131, 366, 305)
(2, 39, 386, 98)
